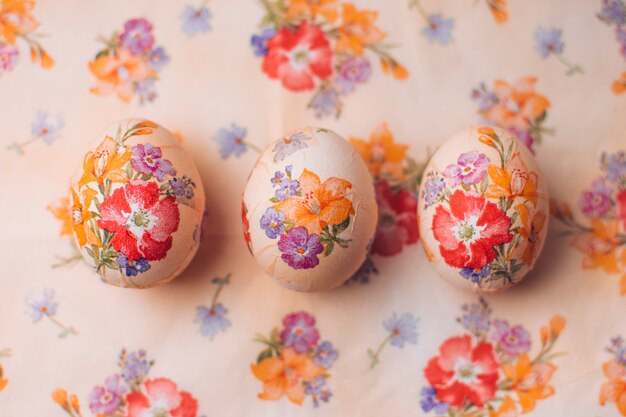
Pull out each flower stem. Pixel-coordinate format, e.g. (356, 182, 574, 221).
(211, 273, 231, 308)
(411, 0, 431, 24)
(367, 334, 392, 369)
(52, 254, 83, 269)
(243, 141, 263, 154)
(6, 136, 40, 154)
(554, 53, 584, 76)
(46, 314, 78, 338)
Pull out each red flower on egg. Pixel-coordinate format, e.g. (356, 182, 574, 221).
(98, 181, 180, 261)
(262, 21, 333, 92)
(432, 190, 512, 269)
(371, 180, 419, 256)
(424, 335, 499, 408)
(126, 378, 198, 417)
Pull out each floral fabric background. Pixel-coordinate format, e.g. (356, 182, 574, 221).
(0, 0, 625, 416)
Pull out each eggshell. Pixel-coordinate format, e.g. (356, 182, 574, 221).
(242, 127, 378, 292)
(417, 126, 549, 292)
(69, 119, 205, 288)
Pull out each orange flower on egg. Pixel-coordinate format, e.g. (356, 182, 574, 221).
(78, 136, 131, 189)
(483, 77, 550, 131)
(285, 0, 339, 23)
(515, 203, 547, 265)
(599, 360, 626, 415)
(571, 219, 620, 274)
(502, 353, 556, 413)
(274, 169, 354, 235)
(0, 0, 39, 44)
(47, 197, 73, 237)
(335, 3, 386, 56)
(250, 348, 324, 405)
(349, 122, 408, 181)
(70, 187, 99, 248)
(485, 152, 540, 205)
(89, 48, 155, 103)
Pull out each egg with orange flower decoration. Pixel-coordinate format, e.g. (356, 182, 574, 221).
(242, 127, 377, 291)
(417, 126, 549, 292)
(69, 119, 205, 288)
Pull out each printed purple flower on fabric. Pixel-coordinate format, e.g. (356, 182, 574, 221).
(147, 46, 170, 71)
(604, 151, 626, 181)
(277, 226, 324, 269)
(471, 82, 499, 112)
(88, 375, 126, 415)
(422, 14, 454, 45)
(272, 132, 310, 162)
(25, 288, 58, 322)
(131, 143, 176, 181)
(607, 336, 626, 365)
(0, 43, 19, 75)
(384, 312, 419, 347)
(420, 386, 449, 414)
(119, 18, 155, 55)
(120, 350, 152, 385)
(460, 302, 491, 335)
(181, 5, 212, 37)
(310, 87, 341, 118)
(134, 79, 157, 105)
(535, 27, 565, 58)
(250, 28, 276, 57)
(314, 341, 338, 369)
(599, 0, 626, 26)
(275, 177, 300, 201)
(280, 311, 320, 353)
(260, 207, 286, 239)
(491, 319, 531, 356)
(508, 127, 537, 154)
(31, 111, 64, 144)
(580, 178, 613, 218)
(304, 376, 332, 408)
(335, 56, 371, 94)
(215, 123, 248, 159)
(195, 303, 231, 340)
(443, 151, 489, 187)
(460, 266, 491, 284)
(422, 176, 446, 206)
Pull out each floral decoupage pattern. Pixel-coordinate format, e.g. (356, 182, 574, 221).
(0, 348, 10, 392)
(89, 18, 169, 104)
(471, 77, 552, 154)
(552, 151, 626, 295)
(597, 0, 626, 94)
(419, 126, 548, 291)
(52, 349, 199, 417)
(600, 336, 626, 416)
(0, 0, 54, 77)
(251, 311, 338, 407)
(421, 299, 566, 417)
(69, 120, 202, 288)
(250, 0, 408, 118)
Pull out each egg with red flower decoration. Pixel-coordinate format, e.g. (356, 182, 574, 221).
(242, 127, 378, 292)
(418, 126, 549, 292)
(69, 119, 205, 288)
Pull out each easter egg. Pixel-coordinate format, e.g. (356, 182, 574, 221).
(69, 119, 205, 288)
(417, 126, 549, 292)
(242, 127, 378, 292)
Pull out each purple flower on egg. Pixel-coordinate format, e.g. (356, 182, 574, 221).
(314, 341, 338, 369)
(422, 14, 455, 46)
(534, 27, 565, 58)
(31, 111, 64, 144)
(250, 28, 276, 57)
(580, 178, 613, 218)
(443, 151, 490, 187)
(195, 303, 231, 340)
(116, 255, 150, 277)
(119, 18, 155, 55)
(131, 143, 176, 181)
(181, 5, 212, 37)
(215, 123, 248, 159)
(169, 176, 196, 199)
(422, 176, 446, 206)
(0, 43, 19, 75)
(280, 311, 320, 353)
(275, 177, 300, 201)
(459, 266, 491, 284)
(259, 207, 286, 239)
(88, 375, 126, 416)
(278, 227, 324, 270)
(25, 288, 58, 322)
(271, 170, 285, 186)
(384, 312, 419, 348)
(491, 319, 531, 356)
(272, 132, 309, 162)
(335, 56, 371, 94)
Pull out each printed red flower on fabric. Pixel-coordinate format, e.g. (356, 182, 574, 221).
(126, 378, 198, 417)
(371, 180, 418, 256)
(424, 335, 499, 408)
(432, 190, 512, 269)
(98, 181, 180, 262)
(262, 21, 333, 92)
(617, 190, 626, 230)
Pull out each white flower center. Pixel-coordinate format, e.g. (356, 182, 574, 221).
(125, 202, 156, 238)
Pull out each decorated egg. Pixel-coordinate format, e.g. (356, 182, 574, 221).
(242, 127, 378, 292)
(417, 126, 549, 292)
(69, 119, 205, 288)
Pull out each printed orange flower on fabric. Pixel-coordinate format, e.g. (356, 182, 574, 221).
(420, 299, 565, 416)
(0, 0, 54, 77)
(252, 311, 337, 407)
(251, 0, 408, 118)
(0, 348, 10, 392)
(89, 18, 169, 105)
(599, 336, 626, 416)
(553, 151, 626, 296)
(472, 77, 552, 154)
